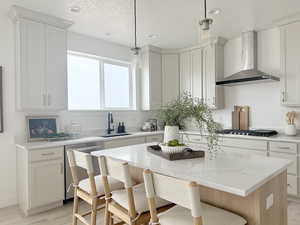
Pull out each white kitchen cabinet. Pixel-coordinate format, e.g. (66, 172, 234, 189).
(104, 136, 146, 149)
(140, 46, 162, 110)
(30, 160, 64, 208)
(180, 51, 192, 94)
(11, 6, 72, 111)
(16, 146, 65, 216)
(191, 48, 203, 100)
(45, 26, 68, 111)
(280, 21, 300, 106)
(162, 54, 180, 105)
(146, 134, 164, 143)
(179, 38, 225, 109)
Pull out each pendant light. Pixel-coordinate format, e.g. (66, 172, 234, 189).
(131, 0, 140, 55)
(199, 0, 213, 31)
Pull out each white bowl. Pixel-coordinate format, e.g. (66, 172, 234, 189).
(159, 144, 186, 154)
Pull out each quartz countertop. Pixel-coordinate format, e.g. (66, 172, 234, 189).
(16, 131, 164, 150)
(91, 142, 292, 197)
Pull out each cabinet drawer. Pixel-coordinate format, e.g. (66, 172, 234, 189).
(269, 152, 298, 175)
(182, 134, 207, 144)
(287, 175, 298, 196)
(104, 137, 145, 149)
(146, 135, 163, 143)
(222, 146, 267, 156)
(269, 142, 297, 154)
(222, 138, 267, 151)
(30, 147, 64, 162)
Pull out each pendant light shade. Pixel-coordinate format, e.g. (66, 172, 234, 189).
(131, 0, 140, 55)
(199, 0, 213, 31)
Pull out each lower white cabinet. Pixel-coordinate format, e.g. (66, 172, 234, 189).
(104, 137, 146, 149)
(146, 134, 164, 143)
(17, 146, 64, 216)
(29, 160, 64, 208)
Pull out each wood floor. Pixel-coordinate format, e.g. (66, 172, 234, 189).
(0, 200, 299, 225)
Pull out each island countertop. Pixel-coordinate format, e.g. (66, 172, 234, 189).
(92, 143, 292, 197)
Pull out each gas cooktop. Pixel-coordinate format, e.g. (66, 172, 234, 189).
(217, 129, 278, 137)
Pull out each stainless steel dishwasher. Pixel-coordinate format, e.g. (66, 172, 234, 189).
(64, 141, 103, 202)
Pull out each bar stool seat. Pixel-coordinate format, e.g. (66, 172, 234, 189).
(79, 175, 123, 195)
(111, 183, 170, 214)
(158, 204, 246, 225)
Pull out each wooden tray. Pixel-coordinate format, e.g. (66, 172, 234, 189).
(147, 145, 205, 161)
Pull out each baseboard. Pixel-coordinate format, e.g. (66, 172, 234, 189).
(0, 196, 17, 209)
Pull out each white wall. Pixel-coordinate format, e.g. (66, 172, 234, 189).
(0, 4, 18, 208)
(214, 28, 299, 130)
(0, 12, 153, 208)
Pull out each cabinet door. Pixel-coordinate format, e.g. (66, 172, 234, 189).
(281, 22, 300, 105)
(162, 54, 180, 105)
(180, 51, 192, 94)
(45, 25, 68, 111)
(18, 19, 46, 110)
(202, 44, 216, 107)
(191, 48, 203, 100)
(149, 51, 162, 110)
(29, 160, 64, 208)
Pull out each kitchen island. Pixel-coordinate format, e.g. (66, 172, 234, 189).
(92, 143, 292, 225)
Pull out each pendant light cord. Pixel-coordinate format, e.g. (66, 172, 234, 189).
(204, 0, 207, 19)
(134, 0, 137, 48)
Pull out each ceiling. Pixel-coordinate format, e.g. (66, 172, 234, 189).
(2, 0, 300, 48)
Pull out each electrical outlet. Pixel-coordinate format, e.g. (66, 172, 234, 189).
(266, 193, 274, 210)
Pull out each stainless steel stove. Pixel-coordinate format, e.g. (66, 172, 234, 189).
(217, 129, 278, 137)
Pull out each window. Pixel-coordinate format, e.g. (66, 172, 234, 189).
(67, 52, 135, 110)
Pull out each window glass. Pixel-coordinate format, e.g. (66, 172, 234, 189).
(103, 63, 130, 108)
(67, 54, 100, 110)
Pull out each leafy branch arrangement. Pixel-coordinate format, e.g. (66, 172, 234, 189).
(158, 93, 221, 153)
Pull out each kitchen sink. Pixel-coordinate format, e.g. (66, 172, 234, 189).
(100, 133, 132, 138)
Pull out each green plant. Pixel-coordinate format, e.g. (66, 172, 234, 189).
(158, 93, 221, 153)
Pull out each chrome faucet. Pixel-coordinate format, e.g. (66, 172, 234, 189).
(107, 112, 114, 134)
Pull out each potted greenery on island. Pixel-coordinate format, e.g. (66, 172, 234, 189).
(158, 93, 221, 153)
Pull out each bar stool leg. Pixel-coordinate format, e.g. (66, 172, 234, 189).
(91, 199, 97, 225)
(72, 189, 79, 225)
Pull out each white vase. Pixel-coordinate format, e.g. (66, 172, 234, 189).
(164, 126, 179, 143)
(285, 124, 297, 136)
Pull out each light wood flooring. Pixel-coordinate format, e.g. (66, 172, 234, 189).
(0, 200, 299, 225)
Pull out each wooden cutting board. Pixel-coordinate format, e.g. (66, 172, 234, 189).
(240, 106, 249, 130)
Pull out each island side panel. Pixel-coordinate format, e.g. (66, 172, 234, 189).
(198, 170, 287, 225)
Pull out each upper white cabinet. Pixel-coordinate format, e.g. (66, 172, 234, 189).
(179, 38, 226, 109)
(180, 51, 192, 94)
(10, 6, 72, 111)
(162, 54, 180, 105)
(140, 46, 162, 110)
(280, 21, 300, 106)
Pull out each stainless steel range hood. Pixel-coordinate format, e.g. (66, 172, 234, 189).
(216, 31, 280, 86)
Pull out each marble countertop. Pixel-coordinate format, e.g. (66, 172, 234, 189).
(91, 143, 292, 197)
(16, 131, 164, 150)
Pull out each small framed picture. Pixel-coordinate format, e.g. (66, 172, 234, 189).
(26, 116, 59, 142)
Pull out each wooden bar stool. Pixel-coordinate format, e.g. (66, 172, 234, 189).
(67, 150, 124, 225)
(143, 169, 247, 225)
(98, 156, 172, 225)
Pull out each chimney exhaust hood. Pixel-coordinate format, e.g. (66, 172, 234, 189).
(216, 31, 280, 86)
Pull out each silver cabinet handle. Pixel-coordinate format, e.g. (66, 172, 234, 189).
(279, 147, 290, 150)
(281, 91, 286, 103)
(47, 94, 51, 106)
(41, 152, 55, 156)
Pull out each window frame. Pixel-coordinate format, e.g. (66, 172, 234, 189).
(67, 51, 135, 111)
